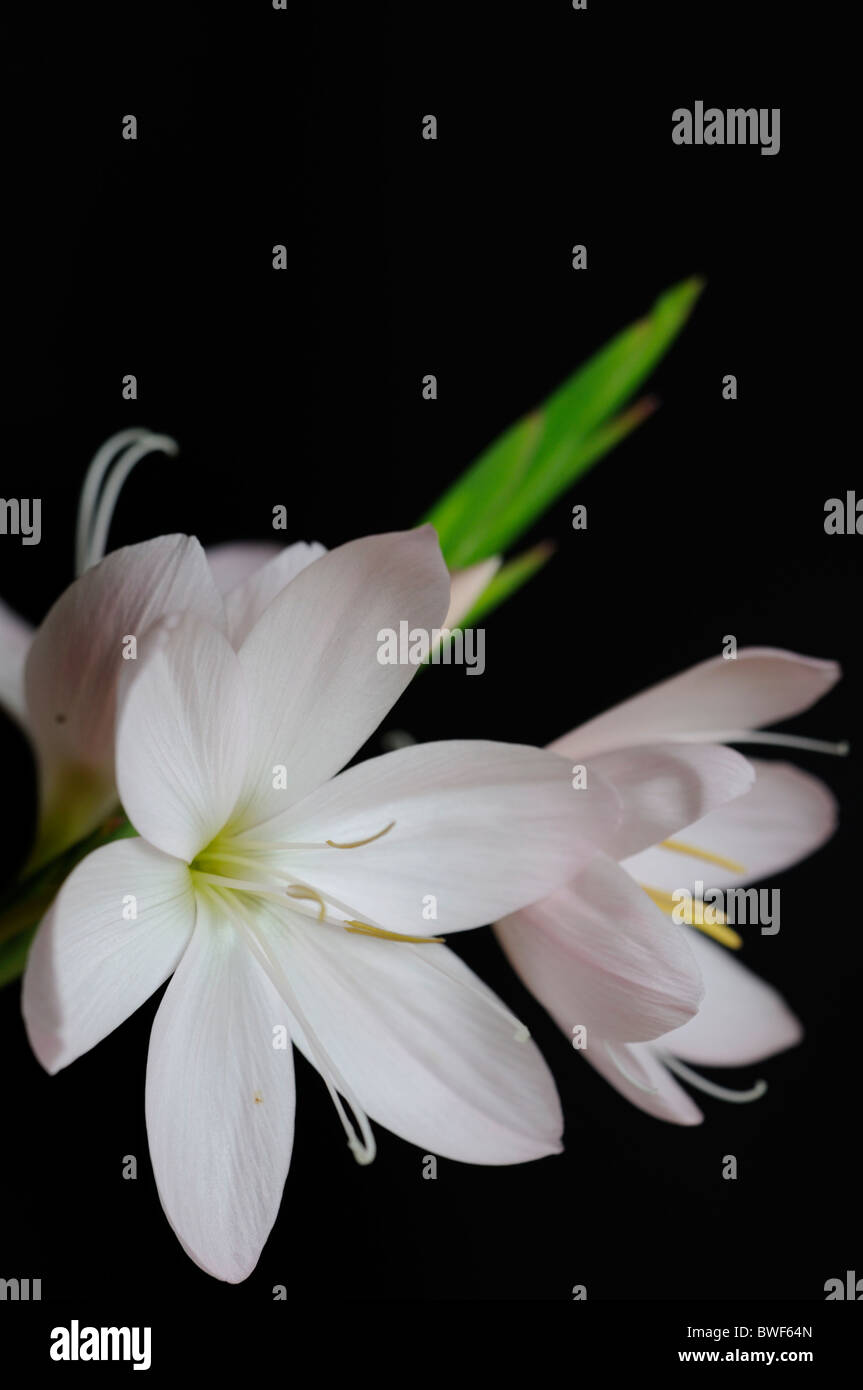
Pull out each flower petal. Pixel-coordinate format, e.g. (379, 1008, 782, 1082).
(622, 759, 838, 892)
(256, 741, 620, 933)
(590, 742, 755, 860)
(206, 541, 282, 595)
(146, 892, 296, 1283)
(0, 596, 33, 730)
(116, 614, 249, 862)
(262, 904, 562, 1163)
(25, 535, 226, 856)
(494, 853, 703, 1042)
(583, 1039, 703, 1125)
(231, 527, 450, 828)
(552, 648, 841, 759)
(222, 541, 326, 646)
(664, 930, 803, 1066)
(22, 838, 195, 1073)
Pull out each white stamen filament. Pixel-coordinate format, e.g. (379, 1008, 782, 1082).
(197, 853, 325, 883)
(658, 1051, 768, 1103)
(194, 862, 381, 930)
(232, 825, 396, 855)
(76, 428, 180, 574)
(75, 428, 153, 576)
(229, 839, 349, 854)
(193, 870, 293, 902)
(194, 848, 442, 945)
(673, 730, 849, 757)
(87, 432, 179, 570)
(210, 888, 377, 1166)
(326, 821, 395, 849)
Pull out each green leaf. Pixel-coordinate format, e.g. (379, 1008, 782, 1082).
(461, 396, 657, 566)
(454, 541, 556, 627)
(423, 276, 703, 568)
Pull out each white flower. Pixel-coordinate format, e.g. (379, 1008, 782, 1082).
(1, 429, 498, 866)
(495, 649, 843, 1121)
(1, 533, 223, 863)
(22, 527, 617, 1282)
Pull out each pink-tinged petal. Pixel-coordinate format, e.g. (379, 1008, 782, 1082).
(116, 614, 249, 862)
(552, 648, 841, 759)
(583, 1039, 703, 1125)
(623, 759, 838, 892)
(206, 541, 282, 595)
(223, 541, 326, 647)
(255, 741, 619, 933)
(22, 838, 195, 1074)
(494, 853, 703, 1042)
(25, 535, 226, 857)
(663, 930, 803, 1067)
(0, 596, 33, 730)
(590, 742, 755, 860)
(146, 894, 296, 1283)
(232, 528, 450, 829)
(263, 905, 562, 1164)
(444, 557, 501, 628)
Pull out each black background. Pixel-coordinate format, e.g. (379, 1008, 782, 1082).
(0, 0, 858, 1322)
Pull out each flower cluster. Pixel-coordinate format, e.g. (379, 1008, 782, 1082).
(0, 437, 843, 1282)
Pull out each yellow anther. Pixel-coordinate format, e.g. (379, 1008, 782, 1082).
(641, 885, 743, 950)
(659, 839, 746, 876)
(285, 885, 327, 921)
(326, 820, 396, 849)
(344, 919, 445, 945)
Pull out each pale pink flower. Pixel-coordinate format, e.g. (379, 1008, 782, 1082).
(1, 430, 498, 865)
(23, 527, 621, 1281)
(495, 650, 843, 1122)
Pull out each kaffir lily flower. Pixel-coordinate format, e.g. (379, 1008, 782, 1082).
(1, 430, 216, 863)
(0, 429, 499, 867)
(495, 649, 844, 1122)
(9, 534, 224, 866)
(22, 526, 621, 1283)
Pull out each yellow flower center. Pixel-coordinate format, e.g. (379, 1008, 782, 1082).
(190, 821, 445, 944)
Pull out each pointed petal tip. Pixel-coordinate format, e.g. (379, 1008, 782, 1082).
(171, 1228, 262, 1285)
(676, 1111, 704, 1128)
(22, 1000, 72, 1077)
(669, 932, 805, 1068)
(24, 1026, 62, 1076)
(773, 1008, 805, 1057)
(737, 645, 842, 686)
